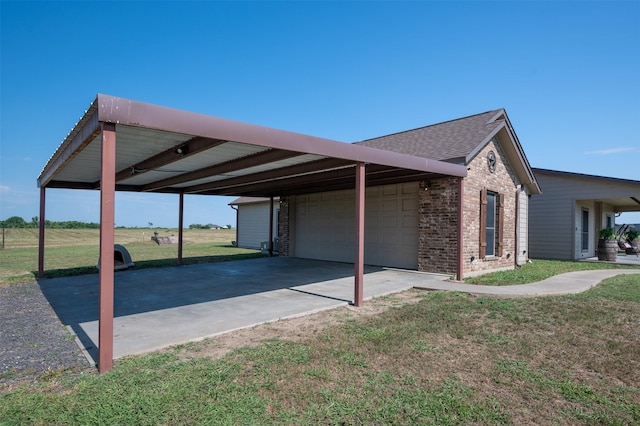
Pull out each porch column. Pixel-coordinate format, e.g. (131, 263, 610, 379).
(457, 177, 464, 280)
(98, 122, 116, 374)
(268, 196, 274, 257)
(37, 187, 46, 278)
(178, 192, 184, 265)
(354, 162, 365, 307)
(594, 201, 603, 251)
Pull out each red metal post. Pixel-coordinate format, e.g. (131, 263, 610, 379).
(457, 177, 464, 281)
(268, 196, 274, 257)
(354, 162, 365, 307)
(98, 122, 116, 373)
(178, 192, 184, 265)
(37, 187, 46, 278)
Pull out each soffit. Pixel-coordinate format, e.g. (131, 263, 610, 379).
(38, 94, 468, 198)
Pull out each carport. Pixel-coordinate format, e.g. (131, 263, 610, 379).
(37, 94, 467, 372)
(39, 257, 451, 363)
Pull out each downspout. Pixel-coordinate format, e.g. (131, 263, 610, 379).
(514, 186, 519, 268)
(457, 177, 464, 281)
(230, 204, 238, 246)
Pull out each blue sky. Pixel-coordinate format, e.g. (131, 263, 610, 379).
(1, 0, 639, 227)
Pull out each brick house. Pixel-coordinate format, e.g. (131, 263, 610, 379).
(235, 109, 541, 278)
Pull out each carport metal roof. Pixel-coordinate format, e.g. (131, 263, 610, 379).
(38, 94, 466, 196)
(37, 94, 468, 373)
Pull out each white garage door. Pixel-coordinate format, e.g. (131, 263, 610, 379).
(293, 182, 419, 269)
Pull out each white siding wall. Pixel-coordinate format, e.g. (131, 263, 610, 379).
(236, 202, 278, 250)
(529, 172, 636, 260)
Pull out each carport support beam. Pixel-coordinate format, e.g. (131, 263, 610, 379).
(37, 187, 46, 278)
(457, 177, 464, 281)
(354, 162, 365, 307)
(268, 196, 274, 256)
(98, 122, 116, 374)
(178, 192, 184, 265)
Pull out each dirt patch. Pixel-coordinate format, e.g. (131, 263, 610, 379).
(172, 289, 428, 361)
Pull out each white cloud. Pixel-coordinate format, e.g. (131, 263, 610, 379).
(0, 184, 9, 193)
(584, 147, 640, 155)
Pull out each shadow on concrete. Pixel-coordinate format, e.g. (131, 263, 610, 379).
(37, 257, 387, 362)
(31, 252, 267, 280)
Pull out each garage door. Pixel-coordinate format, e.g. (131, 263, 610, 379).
(293, 182, 419, 269)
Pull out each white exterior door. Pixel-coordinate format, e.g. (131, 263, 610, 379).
(293, 182, 419, 269)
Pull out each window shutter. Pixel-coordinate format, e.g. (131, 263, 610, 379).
(479, 188, 487, 258)
(497, 193, 504, 257)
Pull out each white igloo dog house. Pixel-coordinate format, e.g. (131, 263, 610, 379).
(97, 244, 135, 270)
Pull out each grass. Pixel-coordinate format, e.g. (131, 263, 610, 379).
(1, 229, 639, 423)
(2, 273, 639, 424)
(0, 228, 264, 286)
(464, 258, 638, 285)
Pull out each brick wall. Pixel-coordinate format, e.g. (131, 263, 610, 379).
(461, 139, 519, 276)
(277, 197, 290, 256)
(418, 138, 520, 277)
(418, 177, 460, 275)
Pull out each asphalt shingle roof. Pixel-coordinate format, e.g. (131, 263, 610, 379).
(355, 109, 505, 164)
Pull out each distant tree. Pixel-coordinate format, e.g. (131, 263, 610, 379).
(189, 223, 203, 229)
(31, 216, 39, 228)
(1, 216, 28, 228)
(148, 222, 153, 228)
(226, 224, 232, 229)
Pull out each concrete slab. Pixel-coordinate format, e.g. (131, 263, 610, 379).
(38, 257, 449, 363)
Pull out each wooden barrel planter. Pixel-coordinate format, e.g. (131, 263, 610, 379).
(597, 239, 618, 261)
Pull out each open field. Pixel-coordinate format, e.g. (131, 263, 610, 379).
(0, 228, 264, 286)
(2, 273, 639, 424)
(1, 228, 638, 287)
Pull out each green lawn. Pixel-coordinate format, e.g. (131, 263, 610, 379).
(1, 229, 639, 424)
(0, 228, 264, 286)
(464, 258, 638, 285)
(2, 273, 639, 424)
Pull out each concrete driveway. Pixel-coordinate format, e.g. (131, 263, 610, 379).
(38, 257, 449, 364)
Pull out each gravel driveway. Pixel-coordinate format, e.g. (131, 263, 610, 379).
(0, 282, 92, 384)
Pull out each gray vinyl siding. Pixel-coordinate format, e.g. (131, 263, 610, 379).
(529, 171, 639, 260)
(236, 203, 278, 250)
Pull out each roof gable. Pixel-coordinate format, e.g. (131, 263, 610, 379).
(355, 109, 504, 163)
(355, 109, 541, 195)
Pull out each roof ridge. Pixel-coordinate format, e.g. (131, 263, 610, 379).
(357, 108, 504, 143)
